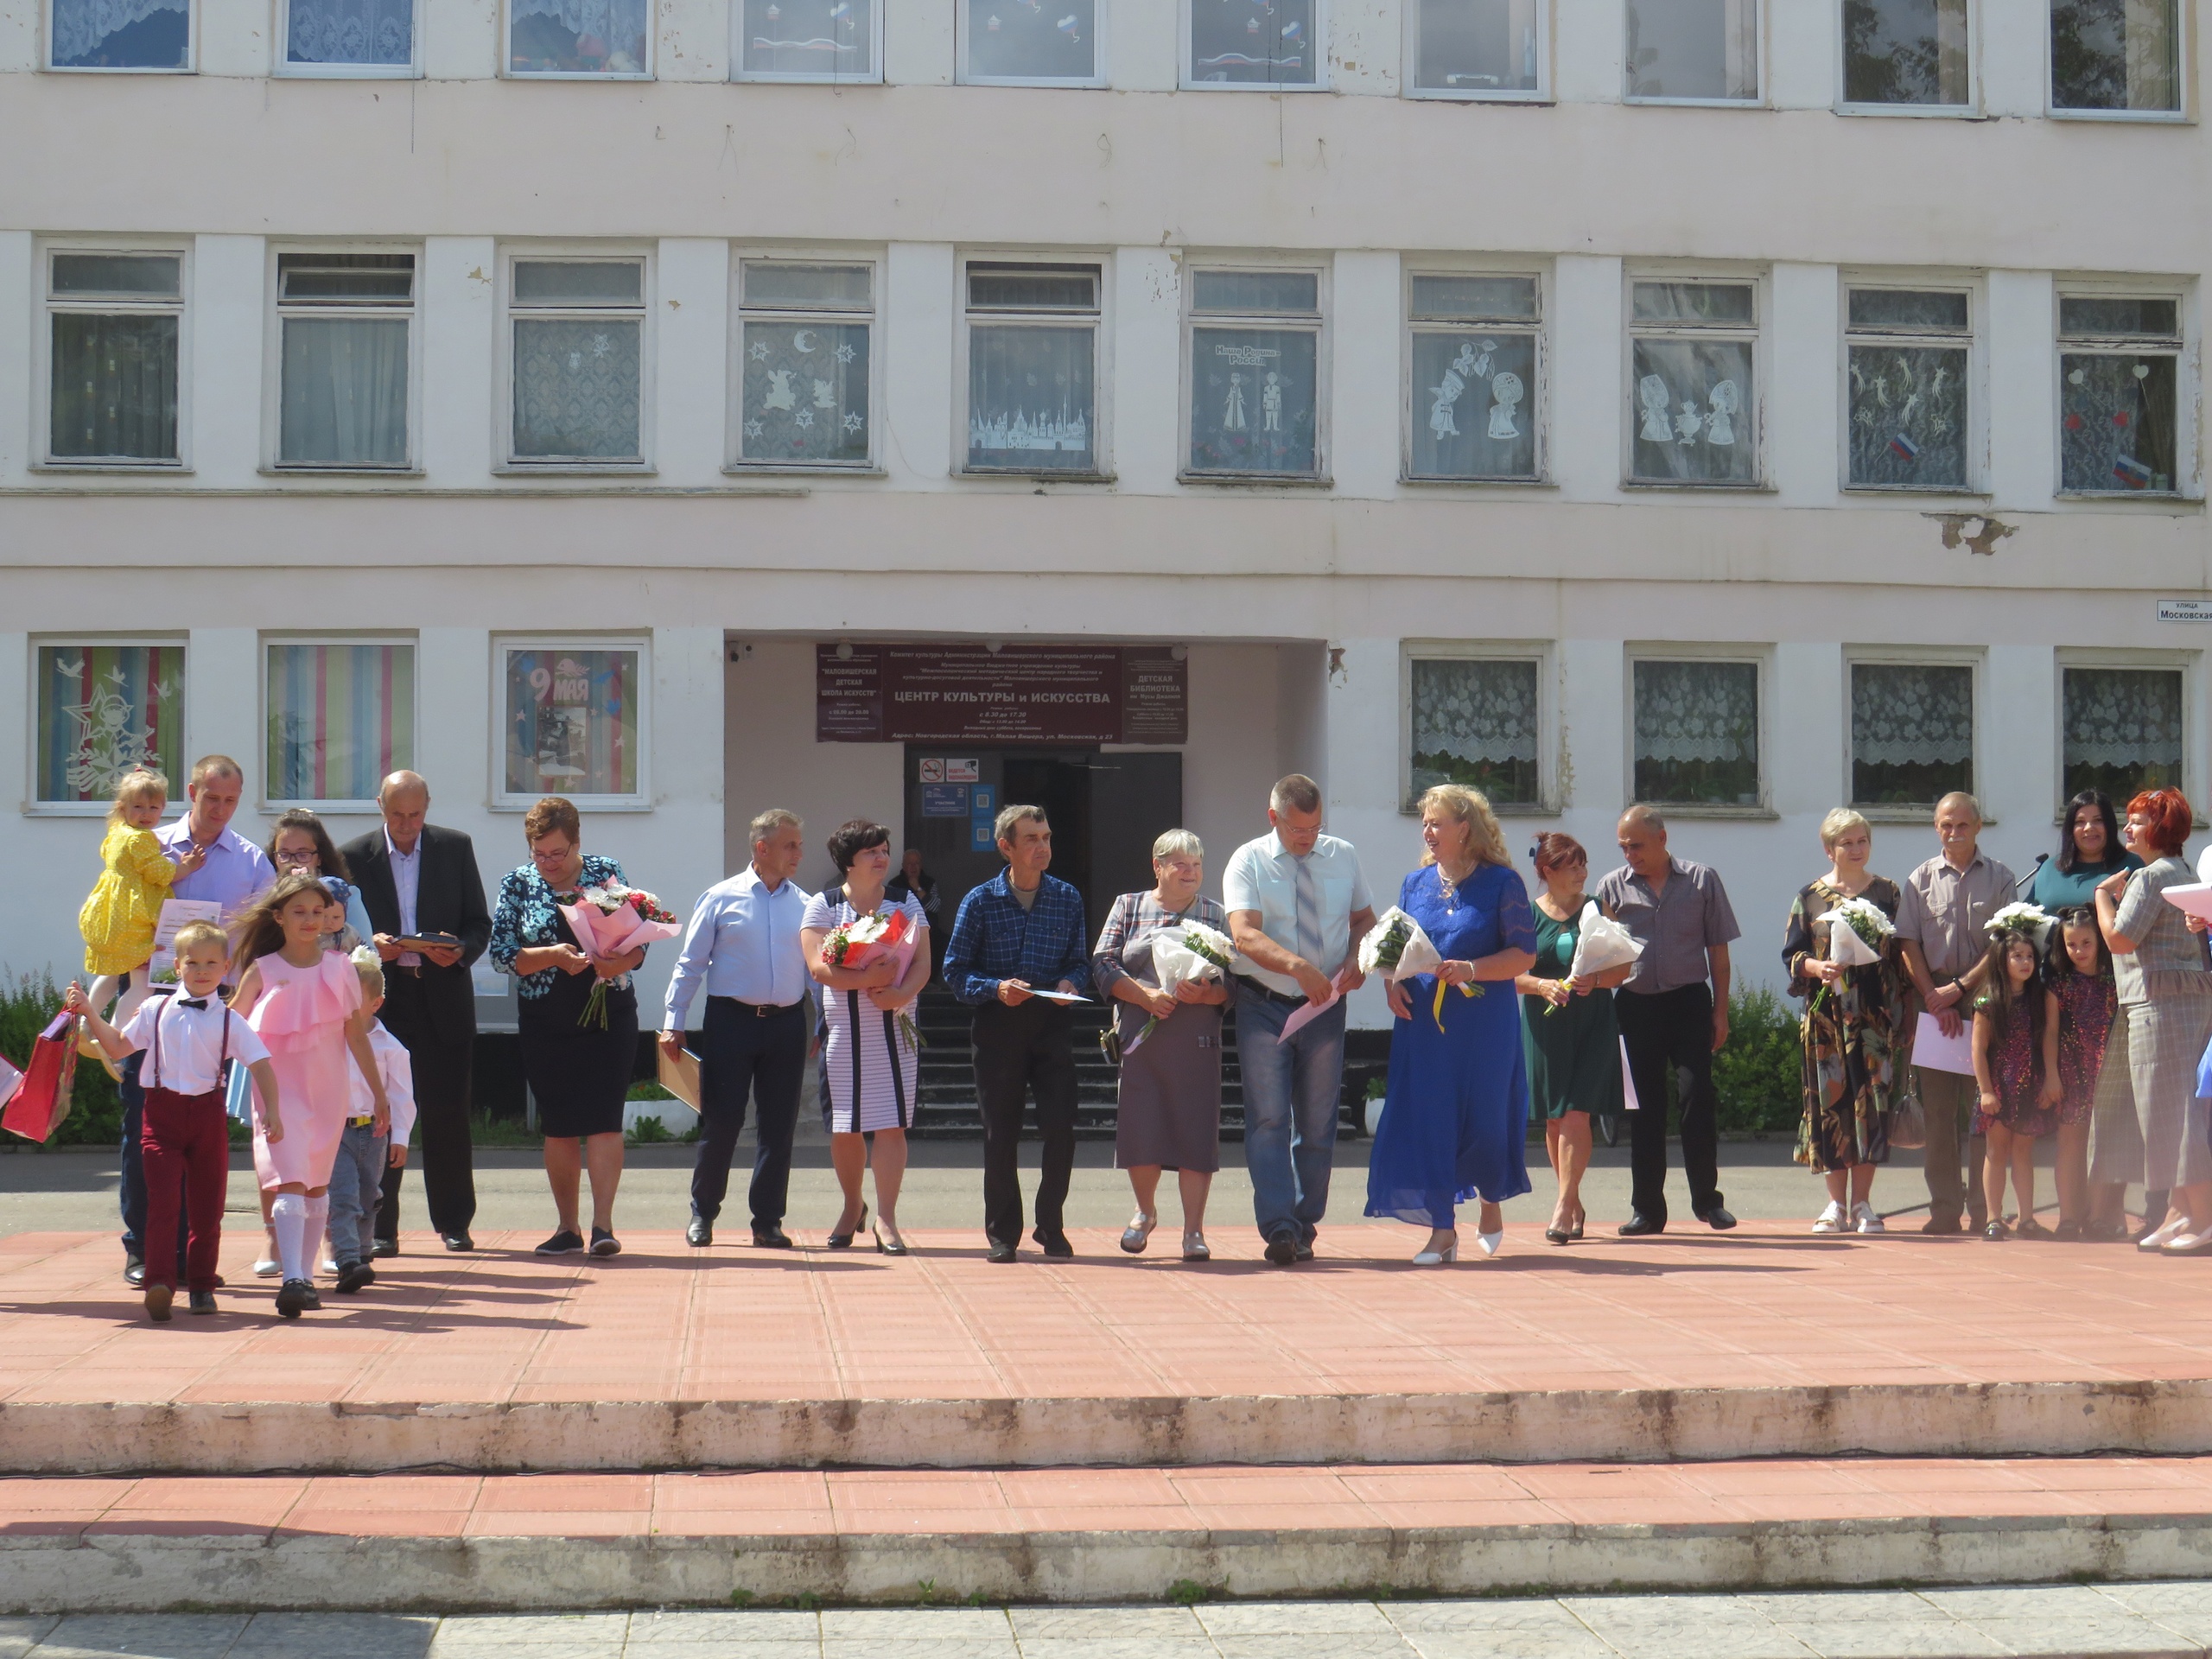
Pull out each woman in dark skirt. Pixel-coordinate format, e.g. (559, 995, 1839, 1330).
(1093, 830, 1230, 1262)
(489, 795, 646, 1257)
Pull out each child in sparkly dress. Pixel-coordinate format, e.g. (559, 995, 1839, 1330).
(2050, 909, 2119, 1240)
(1972, 924, 2062, 1240)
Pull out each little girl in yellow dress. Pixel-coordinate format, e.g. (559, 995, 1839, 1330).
(79, 769, 204, 1021)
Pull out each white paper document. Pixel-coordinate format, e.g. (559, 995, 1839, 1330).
(2160, 883, 2212, 923)
(1023, 988, 1091, 1004)
(147, 898, 225, 978)
(1911, 1010, 1979, 1076)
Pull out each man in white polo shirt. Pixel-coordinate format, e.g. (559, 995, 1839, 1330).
(1223, 774, 1376, 1267)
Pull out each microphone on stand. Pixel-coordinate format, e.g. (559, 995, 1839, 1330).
(2016, 852, 2050, 893)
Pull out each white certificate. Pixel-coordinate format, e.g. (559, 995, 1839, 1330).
(1911, 1009, 1979, 1076)
(1023, 988, 1092, 1004)
(148, 898, 225, 979)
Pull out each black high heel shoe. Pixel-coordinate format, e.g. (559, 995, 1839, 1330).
(874, 1224, 908, 1256)
(827, 1202, 868, 1249)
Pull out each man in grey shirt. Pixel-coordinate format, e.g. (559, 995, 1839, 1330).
(1894, 792, 2016, 1234)
(1595, 805, 1740, 1235)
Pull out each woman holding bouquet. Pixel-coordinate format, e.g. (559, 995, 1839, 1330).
(1364, 785, 1538, 1264)
(801, 819, 930, 1254)
(1093, 830, 1232, 1260)
(490, 796, 647, 1257)
(1781, 809, 1904, 1236)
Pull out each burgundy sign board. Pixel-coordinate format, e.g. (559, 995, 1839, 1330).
(817, 645, 1188, 745)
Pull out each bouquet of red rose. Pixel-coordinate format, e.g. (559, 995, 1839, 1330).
(823, 907, 925, 1050)
(557, 882, 683, 1028)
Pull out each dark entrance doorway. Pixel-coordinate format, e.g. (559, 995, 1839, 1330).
(902, 747, 1184, 944)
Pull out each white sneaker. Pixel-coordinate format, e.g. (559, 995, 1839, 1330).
(252, 1256, 282, 1278)
(1812, 1200, 1847, 1234)
(1853, 1202, 1885, 1235)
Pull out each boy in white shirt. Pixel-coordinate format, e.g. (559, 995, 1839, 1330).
(327, 949, 416, 1294)
(68, 921, 282, 1322)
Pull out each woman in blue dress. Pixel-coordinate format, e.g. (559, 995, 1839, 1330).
(1365, 784, 1539, 1264)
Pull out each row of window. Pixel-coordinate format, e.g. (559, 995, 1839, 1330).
(28, 635, 2188, 819)
(1410, 651, 2187, 816)
(46, 0, 2189, 114)
(42, 247, 2196, 497)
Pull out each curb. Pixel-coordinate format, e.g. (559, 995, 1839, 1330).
(11, 1513, 2212, 1612)
(8, 1381, 2212, 1475)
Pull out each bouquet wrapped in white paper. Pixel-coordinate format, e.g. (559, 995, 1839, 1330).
(1361, 905, 1471, 1032)
(1983, 901, 2056, 951)
(1566, 902, 1643, 980)
(1815, 895, 1892, 970)
(1127, 921, 1238, 1055)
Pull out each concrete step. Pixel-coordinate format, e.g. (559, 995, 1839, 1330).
(10, 1459, 2212, 1612)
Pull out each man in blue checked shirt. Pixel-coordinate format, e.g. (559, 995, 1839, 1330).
(943, 804, 1093, 1262)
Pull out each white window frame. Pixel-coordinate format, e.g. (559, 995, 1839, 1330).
(35, 238, 192, 473)
(957, 0, 1107, 86)
(263, 242, 423, 475)
(1402, 0, 1548, 100)
(502, 0, 653, 77)
(2055, 647, 2197, 820)
(259, 633, 421, 813)
(1842, 646, 1983, 822)
(492, 634, 654, 811)
(26, 633, 189, 817)
(1180, 0, 1327, 90)
(730, 0, 883, 82)
(1401, 262, 1547, 485)
(1621, 0, 1762, 105)
(46, 0, 194, 69)
(728, 251, 883, 474)
(2052, 276, 2198, 500)
(2046, 0, 2187, 121)
(1834, 0, 1975, 115)
(1400, 640, 1556, 815)
(1179, 258, 1331, 486)
(1621, 266, 1768, 490)
(1838, 274, 1985, 495)
(1624, 643, 1774, 817)
(498, 246, 656, 474)
(955, 252, 1113, 481)
(276, 0, 422, 75)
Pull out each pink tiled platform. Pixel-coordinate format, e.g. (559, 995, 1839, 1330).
(3, 1224, 2212, 1472)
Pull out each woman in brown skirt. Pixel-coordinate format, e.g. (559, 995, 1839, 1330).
(1093, 830, 1230, 1261)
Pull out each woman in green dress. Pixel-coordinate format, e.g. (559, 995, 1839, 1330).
(1517, 833, 1632, 1244)
(1781, 808, 1904, 1234)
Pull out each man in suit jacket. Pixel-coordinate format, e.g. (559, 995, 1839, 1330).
(342, 771, 493, 1253)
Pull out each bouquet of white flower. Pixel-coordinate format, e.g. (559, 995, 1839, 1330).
(1360, 905, 1472, 1032)
(1809, 894, 1894, 1014)
(1126, 920, 1239, 1056)
(1983, 901, 2056, 950)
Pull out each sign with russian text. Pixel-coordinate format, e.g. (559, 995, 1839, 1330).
(817, 645, 1188, 744)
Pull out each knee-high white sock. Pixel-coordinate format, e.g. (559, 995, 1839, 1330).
(271, 1193, 308, 1282)
(302, 1193, 329, 1280)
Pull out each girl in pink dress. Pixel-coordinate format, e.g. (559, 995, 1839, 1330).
(231, 871, 391, 1318)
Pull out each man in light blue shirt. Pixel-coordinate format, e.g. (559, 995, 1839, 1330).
(155, 755, 276, 948)
(1223, 774, 1376, 1268)
(661, 809, 814, 1249)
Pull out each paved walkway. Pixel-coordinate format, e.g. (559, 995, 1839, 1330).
(5, 1221, 2209, 1408)
(13, 1588, 2212, 1659)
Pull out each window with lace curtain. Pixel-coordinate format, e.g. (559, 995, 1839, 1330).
(50, 0, 189, 67)
(507, 257, 648, 467)
(1408, 657, 1541, 806)
(2057, 294, 2181, 495)
(1632, 658, 1761, 806)
(283, 0, 415, 71)
(509, 0, 648, 73)
(1851, 662, 1973, 807)
(2063, 665, 2183, 802)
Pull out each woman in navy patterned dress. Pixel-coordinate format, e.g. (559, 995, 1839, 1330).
(489, 796, 646, 1258)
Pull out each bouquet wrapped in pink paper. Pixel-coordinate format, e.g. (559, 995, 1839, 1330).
(822, 907, 925, 1048)
(557, 882, 683, 1028)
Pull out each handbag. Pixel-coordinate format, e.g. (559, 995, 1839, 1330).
(1888, 1081, 1929, 1151)
(1098, 1025, 1123, 1068)
(3, 1013, 82, 1144)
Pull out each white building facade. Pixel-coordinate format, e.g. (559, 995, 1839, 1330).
(3, 0, 2207, 1031)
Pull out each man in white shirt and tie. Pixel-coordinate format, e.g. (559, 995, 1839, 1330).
(1223, 774, 1376, 1267)
(662, 809, 816, 1249)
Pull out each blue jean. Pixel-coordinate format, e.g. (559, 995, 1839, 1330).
(1236, 983, 1347, 1244)
(327, 1122, 390, 1268)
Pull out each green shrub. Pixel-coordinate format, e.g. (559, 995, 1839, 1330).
(0, 972, 124, 1149)
(1713, 985, 1804, 1135)
(628, 1114, 672, 1145)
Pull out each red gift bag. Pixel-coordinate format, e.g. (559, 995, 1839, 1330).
(2, 1013, 80, 1144)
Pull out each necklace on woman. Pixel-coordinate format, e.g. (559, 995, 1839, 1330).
(1438, 861, 1472, 911)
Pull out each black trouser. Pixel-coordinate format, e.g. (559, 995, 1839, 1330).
(375, 975, 477, 1241)
(1616, 982, 1725, 1226)
(690, 996, 808, 1229)
(116, 1052, 186, 1269)
(973, 998, 1079, 1245)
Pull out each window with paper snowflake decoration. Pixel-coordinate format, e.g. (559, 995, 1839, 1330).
(37, 643, 184, 804)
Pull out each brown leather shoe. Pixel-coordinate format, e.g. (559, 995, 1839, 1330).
(1920, 1216, 1965, 1236)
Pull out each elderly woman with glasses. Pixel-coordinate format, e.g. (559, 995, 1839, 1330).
(488, 795, 647, 1259)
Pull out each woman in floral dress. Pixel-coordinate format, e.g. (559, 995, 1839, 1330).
(1782, 809, 1904, 1235)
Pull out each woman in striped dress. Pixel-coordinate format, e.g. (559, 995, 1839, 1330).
(802, 819, 930, 1255)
